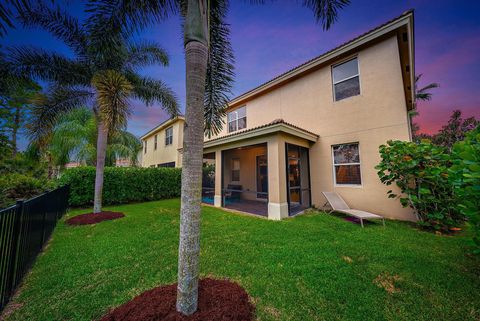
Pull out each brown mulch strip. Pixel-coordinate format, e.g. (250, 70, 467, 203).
(100, 278, 255, 321)
(65, 211, 125, 226)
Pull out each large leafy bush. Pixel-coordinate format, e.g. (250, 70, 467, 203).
(0, 173, 55, 208)
(376, 140, 463, 232)
(450, 127, 480, 252)
(59, 166, 181, 207)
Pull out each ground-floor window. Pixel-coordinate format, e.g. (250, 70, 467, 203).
(157, 162, 175, 168)
(231, 158, 240, 182)
(332, 143, 361, 185)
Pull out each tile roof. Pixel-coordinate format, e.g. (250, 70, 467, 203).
(204, 118, 319, 144)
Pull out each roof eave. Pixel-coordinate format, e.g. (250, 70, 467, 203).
(203, 123, 318, 149)
(140, 116, 185, 140)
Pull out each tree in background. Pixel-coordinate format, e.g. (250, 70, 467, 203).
(0, 79, 40, 156)
(431, 110, 478, 151)
(10, 1, 178, 214)
(0, 132, 13, 160)
(42, 107, 141, 170)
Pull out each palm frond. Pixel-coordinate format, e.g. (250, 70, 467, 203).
(302, 0, 350, 30)
(204, 0, 235, 138)
(126, 73, 179, 116)
(8, 46, 91, 86)
(16, 2, 88, 58)
(92, 70, 133, 132)
(27, 85, 94, 141)
(125, 40, 169, 70)
(84, 0, 177, 55)
(0, 1, 15, 36)
(415, 74, 439, 102)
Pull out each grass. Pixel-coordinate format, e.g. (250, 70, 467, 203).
(4, 199, 480, 321)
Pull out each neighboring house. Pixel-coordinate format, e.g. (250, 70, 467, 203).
(115, 158, 133, 167)
(143, 11, 416, 221)
(140, 116, 184, 168)
(64, 161, 81, 169)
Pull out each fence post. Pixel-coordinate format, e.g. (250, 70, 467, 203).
(41, 193, 48, 245)
(10, 200, 24, 295)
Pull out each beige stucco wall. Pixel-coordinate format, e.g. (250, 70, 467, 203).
(206, 36, 414, 221)
(141, 119, 184, 168)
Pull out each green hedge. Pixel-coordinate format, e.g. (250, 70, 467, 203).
(59, 166, 182, 207)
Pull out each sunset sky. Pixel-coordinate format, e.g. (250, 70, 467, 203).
(4, 0, 480, 148)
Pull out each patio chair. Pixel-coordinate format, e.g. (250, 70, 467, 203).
(322, 192, 385, 228)
(225, 184, 242, 202)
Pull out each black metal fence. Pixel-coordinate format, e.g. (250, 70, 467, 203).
(0, 185, 69, 311)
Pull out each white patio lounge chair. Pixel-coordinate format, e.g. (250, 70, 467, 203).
(322, 192, 385, 228)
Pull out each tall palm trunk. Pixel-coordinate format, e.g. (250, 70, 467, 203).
(176, 0, 208, 315)
(93, 120, 108, 213)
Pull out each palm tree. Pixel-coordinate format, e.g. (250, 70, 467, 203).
(40, 107, 141, 169)
(415, 74, 439, 102)
(411, 74, 440, 138)
(9, 1, 178, 213)
(78, 0, 348, 315)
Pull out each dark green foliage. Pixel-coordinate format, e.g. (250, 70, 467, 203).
(0, 152, 53, 208)
(59, 166, 181, 207)
(376, 140, 463, 232)
(0, 173, 55, 208)
(450, 126, 480, 253)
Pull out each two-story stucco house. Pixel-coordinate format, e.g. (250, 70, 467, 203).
(141, 116, 185, 168)
(142, 11, 416, 221)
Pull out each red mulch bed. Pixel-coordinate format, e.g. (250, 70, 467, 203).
(100, 278, 255, 321)
(65, 211, 125, 226)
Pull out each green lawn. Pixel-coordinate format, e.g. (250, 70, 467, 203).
(4, 199, 480, 321)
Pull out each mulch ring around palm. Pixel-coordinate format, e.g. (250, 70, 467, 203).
(100, 278, 255, 321)
(65, 211, 125, 226)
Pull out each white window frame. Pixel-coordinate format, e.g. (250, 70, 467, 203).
(227, 106, 247, 133)
(331, 57, 361, 102)
(165, 126, 173, 146)
(331, 142, 363, 187)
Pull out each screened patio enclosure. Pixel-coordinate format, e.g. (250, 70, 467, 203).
(201, 120, 318, 219)
(221, 143, 268, 216)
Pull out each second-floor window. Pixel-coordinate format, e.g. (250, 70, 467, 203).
(228, 106, 246, 132)
(165, 127, 173, 145)
(332, 57, 360, 101)
(144, 141, 147, 154)
(154, 135, 157, 150)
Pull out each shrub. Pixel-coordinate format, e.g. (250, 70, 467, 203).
(376, 140, 463, 232)
(0, 173, 55, 208)
(58, 166, 182, 207)
(450, 126, 480, 252)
